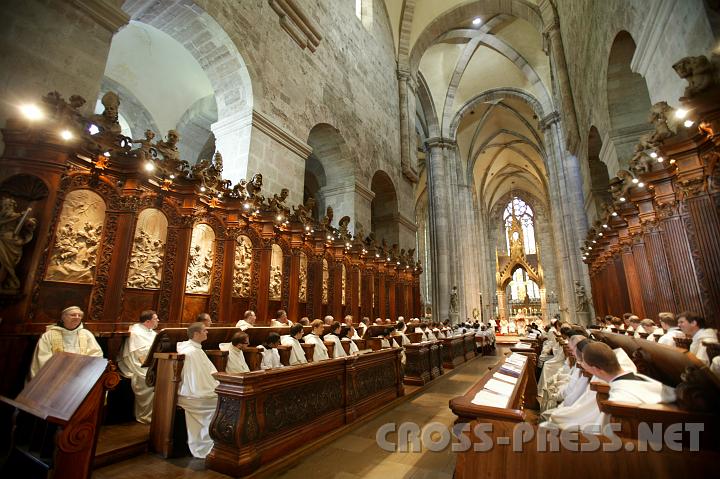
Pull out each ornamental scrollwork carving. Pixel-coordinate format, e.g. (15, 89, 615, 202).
(211, 394, 240, 446)
(263, 379, 343, 433)
(298, 252, 308, 302)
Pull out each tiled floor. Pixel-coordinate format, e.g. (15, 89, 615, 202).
(94, 352, 502, 479)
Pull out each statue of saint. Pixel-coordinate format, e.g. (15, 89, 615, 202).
(574, 281, 589, 312)
(449, 285, 459, 313)
(0, 198, 37, 293)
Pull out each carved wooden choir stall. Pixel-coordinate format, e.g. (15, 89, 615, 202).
(583, 54, 720, 327)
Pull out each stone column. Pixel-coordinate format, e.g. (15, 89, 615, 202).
(497, 290, 507, 321)
(538, 0, 580, 153)
(424, 137, 455, 321)
(211, 111, 253, 184)
(539, 289, 548, 322)
(397, 69, 419, 183)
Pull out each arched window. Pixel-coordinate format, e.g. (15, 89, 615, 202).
(503, 197, 536, 254)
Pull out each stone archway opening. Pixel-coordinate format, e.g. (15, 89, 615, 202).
(370, 170, 399, 246)
(306, 123, 354, 222)
(586, 125, 611, 220)
(606, 31, 652, 174)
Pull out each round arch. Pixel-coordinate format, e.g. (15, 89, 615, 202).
(370, 170, 399, 246)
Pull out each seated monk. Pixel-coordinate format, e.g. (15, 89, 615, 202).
(270, 309, 293, 327)
(657, 312, 683, 346)
(338, 326, 360, 355)
(324, 322, 347, 358)
(197, 312, 213, 328)
(117, 309, 159, 424)
(30, 306, 103, 378)
(235, 310, 256, 331)
(219, 332, 250, 373)
(540, 346, 637, 431)
(303, 319, 329, 361)
(639, 318, 663, 341)
(582, 341, 676, 404)
(177, 322, 219, 459)
(281, 323, 308, 365)
(299, 317, 310, 326)
(257, 332, 282, 369)
(540, 331, 587, 411)
(679, 311, 718, 364)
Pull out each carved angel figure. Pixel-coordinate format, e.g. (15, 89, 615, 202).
(155, 130, 189, 175)
(673, 55, 717, 99)
(629, 142, 653, 175)
(269, 188, 290, 216)
(246, 173, 264, 203)
(292, 195, 316, 224)
(132, 130, 156, 163)
(647, 101, 678, 145)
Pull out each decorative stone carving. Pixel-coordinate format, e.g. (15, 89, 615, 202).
(629, 143, 654, 175)
(322, 258, 329, 304)
(298, 252, 308, 302)
(185, 223, 215, 294)
(246, 173, 265, 205)
(46, 190, 106, 283)
(0, 197, 37, 293)
(233, 235, 253, 298)
(191, 151, 232, 195)
(449, 285, 458, 313)
(126, 208, 167, 289)
(130, 130, 156, 164)
(269, 244, 283, 300)
(672, 55, 718, 100)
(321, 206, 334, 233)
(647, 101, 679, 146)
(574, 281, 589, 312)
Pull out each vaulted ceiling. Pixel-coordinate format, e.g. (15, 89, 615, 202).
(384, 0, 551, 212)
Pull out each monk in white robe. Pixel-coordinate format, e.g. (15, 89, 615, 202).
(219, 331, 250, 373)
(678, 312, 718, 364)
(280, 324, 308, 365)
(303, 319, 329, 361)
(177, 322, 219, 459)
(117, 310, 159, 424)
(30, 306, 103, 378)
(540, 334, 585, 410)
(235, 309, 256, 331)
(258, 332, 283, 369)
(324, 321, 347, 358)
(269, 309, 293, 327)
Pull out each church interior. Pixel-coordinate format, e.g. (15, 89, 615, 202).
(0, 0, 719, 477)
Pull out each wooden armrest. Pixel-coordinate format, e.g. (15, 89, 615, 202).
(153, 352, 183, 360)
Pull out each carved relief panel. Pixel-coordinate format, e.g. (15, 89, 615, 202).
(185, 223, 215, 294)
(322, 258, 329, 304)
(299, 252, 308, 302)
(45, 189, 106, 283)
(269, 243, 283, 300)
(233, 235, 253, 297)
(126, 208, 167, 289)
(341, 264, 346, 305)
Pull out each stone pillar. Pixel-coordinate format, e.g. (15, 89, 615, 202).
(211, 111, 253, 184)
(397, 69, 419, 183)
(541, 113, 590, 320)
(424, 137, 455, 321)
(497, 290, 507, 321)
(539, 289, 547, 322)
(538, 0, 580, 153)
(0, 0, 129, 151)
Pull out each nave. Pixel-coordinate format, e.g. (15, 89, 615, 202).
(93, 351, 501, 479)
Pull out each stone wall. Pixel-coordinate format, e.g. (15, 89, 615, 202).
(556, 0, 715, 222)
(198, 0, 414, 246)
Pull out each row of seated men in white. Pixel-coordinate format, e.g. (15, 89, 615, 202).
(28, 306, 493, 459)
(535, 311, 719, 433)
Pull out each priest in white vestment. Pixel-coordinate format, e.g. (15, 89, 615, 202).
(679, 312, 718, 364)
(177, 322, 219, 459)
(30, 306, 103, 378)
(117, 310, 159, 424)
(219, 331, 251, 373)
(235, 310, 256, 331)
(280, 324, 308, 365)
(303, 319, 329, 361)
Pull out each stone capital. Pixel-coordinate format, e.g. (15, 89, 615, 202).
(71, 0, 129, 33)
(539, 111, 561, 130)
(424, 137, 457, 150)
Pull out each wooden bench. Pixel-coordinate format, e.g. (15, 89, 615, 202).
(204, 348, 404, 476)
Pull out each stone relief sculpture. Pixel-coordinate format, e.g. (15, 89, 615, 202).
(574, 281, 589, 312)
(46, 190, 106, 283)
(322, 258, 329, 304)
(0, 198, 37, 293)
(126, 209, 167, 289)
(298, 253, 308, 302)
(269, 243, 283, 300)
(185, 223, 215, 294)
(233, 235, 253, 297)
(341, 264, 346, 305)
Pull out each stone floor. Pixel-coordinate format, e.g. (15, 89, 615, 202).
(94, 352, 502, 479)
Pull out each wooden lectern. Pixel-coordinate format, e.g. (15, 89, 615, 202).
(0, 352, 119, 479)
